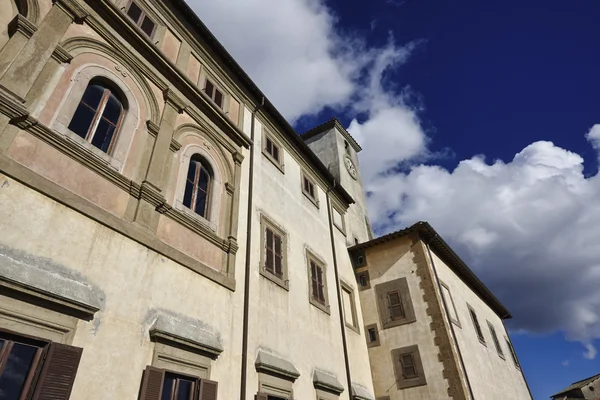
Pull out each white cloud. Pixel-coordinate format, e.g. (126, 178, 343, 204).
(561, 360, 569, 366)
(584, 343, 597, 360)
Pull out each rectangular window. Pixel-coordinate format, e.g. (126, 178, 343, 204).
(375, 278, 416, 329)
(467, 305, 485, 344)
(259, 215, 288, 289)
(440, 281, 460, 327)
(125, 1, 157, 38)
(261, 130, 284, 172)
(0, 329, 83, 400)
(357, 271, 370, 290)
(307, 251, 329, 314)
(139, 366, 218, 400)
(487, 322, 504, 358)
(341, 282, 359, 333)
(301, 171, 318, 207)
(365, 323, 380, 347)
(391, 345, 427, 389)
(204, 79, 224, 109)
(332, 206, 345, 234)
(506, 338, 520, 368)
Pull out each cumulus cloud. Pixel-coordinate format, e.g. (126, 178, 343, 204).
(364, 135, 600, 356)
(584, 343, 597, 360)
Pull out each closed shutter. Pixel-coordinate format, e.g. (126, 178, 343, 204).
(139, 366, 165, 400)
(198, 379, 218, 400)
(31, 342, 83, 400)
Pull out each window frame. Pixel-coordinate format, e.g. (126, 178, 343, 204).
(259, 215, 289, 290)
(340, 281, 359, 333)
(487, 321, 505, 359)
(0, 329, 46, 398)
(467, 304, 486, 345)
(365, 323, 380, 348)
(439, 281, 461, 327)
(505, 336, 521, 369)
(261, 129, 285, 173)
(391, 345, 427, 389)
(203, 77, 225, 109)
(375, 277, 416, 329)
(332, 204, 346, 235)
(301, 170, 319, 208)
(124, 0, 158, 39)
(183, 155, 213, 219)
(356, 270, 370, 290)
(306, 250, 330, 314)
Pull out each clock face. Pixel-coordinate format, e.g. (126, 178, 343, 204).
(344, 156, 358, 180)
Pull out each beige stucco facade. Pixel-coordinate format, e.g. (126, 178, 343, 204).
(0, 0, 530, 399)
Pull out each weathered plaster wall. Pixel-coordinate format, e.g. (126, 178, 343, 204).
(360, 238, 450, 400)
(430, 250, 531, 400)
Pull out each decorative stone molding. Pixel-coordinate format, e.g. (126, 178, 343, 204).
(412, 239, 468, 400)
(0, 243, 103, 317)
(225, 182, 235, 195)
(313, 370, 344, 395)
(51, 44, 74, 64)
(148, 310, 224, 359)
(255, 351, 300, 382)
(351, 383, 373, 400)
(146, 120, 160, 137)
(232, 151, 244, 165)
(170, 138, 182, 152)
(0, 85, 27, 118)
(163, 88, 187, 113)
(53, 0, 89, 23)
(8, 14, 37, 38)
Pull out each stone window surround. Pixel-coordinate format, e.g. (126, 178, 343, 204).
(505, 336, 521, 369)
(115, 0, 166, 43)
(51, 64, 140, 173)
(173, 144, 224, 233)
(439, 280, 461, 328)
(391, 345, 427, 390)
(261, 128, 285, 173)
(487, 320, 505, 360)
(255, 351, 299, 400)
(364, 323, 380, 348)
(331, 204, 345, 235)
(467, 303, 486, 346)
(306, 249, 330, 315)
(199, 69, 231, 111)
(301, 170, 320, 208)
(356, 270, 370, 291)
(341, 280, 359, 334)
(375, 277, 416, 330)
(259, 214, 289, 290)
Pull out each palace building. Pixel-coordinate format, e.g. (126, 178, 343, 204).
(0, 0, 531, 399)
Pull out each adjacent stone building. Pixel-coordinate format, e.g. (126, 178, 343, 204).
(551, 373, 600, 400)
(0, 0, 530, 399)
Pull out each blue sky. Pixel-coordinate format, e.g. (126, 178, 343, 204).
(191, 0, 600, 398)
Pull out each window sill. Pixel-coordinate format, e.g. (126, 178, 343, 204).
(345, 322, 360, 335)
(450, 318, 461, 328)
(302, 190, 319, 209)
(309, 298, 330, 315)
(261, 149, 285, 173)
(333, 222, 346, 236)
(478, 338, 487, 346)
(382, 316, 417, 330)
(259, 269, 289, 291)
(174, 201, 217, 232)
(397, 378, 427, 390)
(54, 123, 123, 171)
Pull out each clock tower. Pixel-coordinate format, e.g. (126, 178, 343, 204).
(300, 118, 373, 245)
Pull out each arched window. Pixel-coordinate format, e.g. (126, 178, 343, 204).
(183, 155, 212, 218)
(67, 80, 125, 154)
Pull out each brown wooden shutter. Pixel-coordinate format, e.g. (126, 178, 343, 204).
(198, 379, 218, 400)
(139, 366, 165, 400)
(31, 342, 83, 400)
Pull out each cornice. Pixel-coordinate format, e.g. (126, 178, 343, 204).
(51, 44, 74, 64)
(0, 85, 27, 119)
(146, 119, 160, 137)
(163, 88, 187, 113)
(53, 0, 89, 23)
(8, 14, 36, 38)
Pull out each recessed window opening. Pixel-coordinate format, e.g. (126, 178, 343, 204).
(183, 155, 212, 218)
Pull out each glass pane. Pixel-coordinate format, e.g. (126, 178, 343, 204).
(161, 374, 175, 400)
(266, 138, 272, 154)
(141, 16, 156, 37)
(176, 379, 193, 400)
(102, 92, 122, 125)
(198, 167, 210, 191)
(194, 190, 207, 216)
(81, 84, 105, 109)
(388, 292, 401, 305)
(0, 342, 38, 400)
(183, 180, 194, 208)
(266, 229, 273, 250)
(272, 145, 279, 162)
(68, 104, 96, 139)
(90, 119, 116, 153)
(187, 160, 198, 181)
(274, 235, 281, 256)
(214, 89, 223, 108)
(265, 249, 273, 272)
(274, 255, 282, 277)
(0, 338, 4, 351)
(204, 80, 214, 97)
(126, 1, 143, 23)
(368, 328, 377, 343)
(401, 354, 414, 366)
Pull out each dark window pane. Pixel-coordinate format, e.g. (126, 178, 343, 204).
(90, 119, 116, 153)
(214, 89, 223, 108)
(0, 343, 38, 400)
(204, 80, 214, 97)
(272, 145, 279, 162)
(127, 1, 143, 23)
(266, 138, 272, 154)
(176, 379, 193, 400)
(183, 181, 194, 208)
(68, 104, 96, 139)
(102, 93, 123, 125)
(0, 339, 4, 350)
(368, 328, 377, 343)
(274, 255, 282, 277)
(198, 167, 210, 191)
(359, 274, 367, 287)
(140, 15, 155, 37)
(161, 374, 175, 400)
(81, 84, 104, 109)
(274, 235, 281, 256)
(265, 249, 273, 273)
(195, 190, 207, 217)
(266, 229, 273, 249)
(388, 292, 401, 305)
(187, 160, 198, 181)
